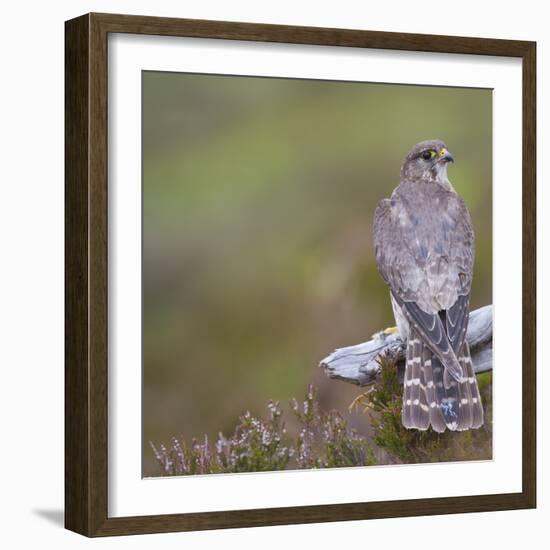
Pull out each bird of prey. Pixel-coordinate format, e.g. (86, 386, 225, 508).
(373, 140, 483, 432)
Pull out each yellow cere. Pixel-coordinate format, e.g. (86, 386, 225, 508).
(439, 148, 448, 157)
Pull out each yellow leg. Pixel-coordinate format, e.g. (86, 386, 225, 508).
(383, 326, 399, 335)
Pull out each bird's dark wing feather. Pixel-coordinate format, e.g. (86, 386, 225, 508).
(445, 294, 470, 355)
(391, 292, 463, 383)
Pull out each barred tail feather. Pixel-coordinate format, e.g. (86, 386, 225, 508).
(402, 329, 429, 430)
(409, 335, 422, 427)
(420, 344, 483, 432)
(459, 342, 484, 429)
(422, 349, 447, 433)
(402, 333, 483, 432)
(416, 343, 430, 430)
(456, 344, 474, 430)
(433, 357, 459, 431)
(402, 355, 413, 429)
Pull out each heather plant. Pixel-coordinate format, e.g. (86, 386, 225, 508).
(150, 401, 292, 475)
(151, 386, 375, 476)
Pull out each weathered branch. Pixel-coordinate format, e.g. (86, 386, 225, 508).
(319, 304, 492, 386)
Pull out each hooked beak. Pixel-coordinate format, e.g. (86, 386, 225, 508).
(438, 147, 454, 163)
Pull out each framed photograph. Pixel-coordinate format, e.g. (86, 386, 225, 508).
(65, 12, 536, 537)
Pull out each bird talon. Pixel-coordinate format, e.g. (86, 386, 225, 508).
(383, 326, 399, 335)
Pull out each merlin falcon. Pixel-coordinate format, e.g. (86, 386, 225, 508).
(373, 140, 484, 432)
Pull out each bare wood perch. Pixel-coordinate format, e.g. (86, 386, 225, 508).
(319, 304, 492, 386)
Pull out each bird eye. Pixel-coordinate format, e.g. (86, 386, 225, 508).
(421, 150, 436, 161)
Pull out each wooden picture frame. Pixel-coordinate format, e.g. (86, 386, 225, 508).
(65, 12, 536, 537)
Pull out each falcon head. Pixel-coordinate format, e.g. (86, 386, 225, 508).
(400, 139, 455, 187)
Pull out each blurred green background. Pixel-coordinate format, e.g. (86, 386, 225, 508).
(142, 71, 492, 476)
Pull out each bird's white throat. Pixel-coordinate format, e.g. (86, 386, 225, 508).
(433, 162, 454, 191)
